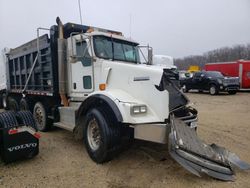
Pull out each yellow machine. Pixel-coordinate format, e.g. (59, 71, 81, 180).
(188, 65, 200, 73)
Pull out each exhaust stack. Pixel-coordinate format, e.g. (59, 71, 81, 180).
(56, 17, 69, 106)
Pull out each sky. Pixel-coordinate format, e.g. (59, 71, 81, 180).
(0, 0, 250, 59)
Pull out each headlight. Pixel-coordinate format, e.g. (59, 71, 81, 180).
(131, 105, 147, 115)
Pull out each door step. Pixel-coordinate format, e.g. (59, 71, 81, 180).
(53, 122, 74, 132)
(53, 106, 77, 131)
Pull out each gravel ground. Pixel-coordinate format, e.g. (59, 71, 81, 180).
(0, 92, 250, 188)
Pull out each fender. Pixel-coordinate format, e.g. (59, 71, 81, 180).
(76, 90, 164, 125)
(76, 94, 123, 123)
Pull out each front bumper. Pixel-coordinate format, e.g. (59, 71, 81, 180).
(173, 106, 198, 129)
(169, 115, 250, 181)
(133, 106, 198, 144)
(219, 84, 239, 91)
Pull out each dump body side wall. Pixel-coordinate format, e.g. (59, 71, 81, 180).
(7, 34, 58, 96)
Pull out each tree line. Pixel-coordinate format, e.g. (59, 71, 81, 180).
(174, 44, 250, 70)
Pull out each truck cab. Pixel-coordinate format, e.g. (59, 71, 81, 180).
(63, 31, 195, 124)
(49, 25, 198, 163)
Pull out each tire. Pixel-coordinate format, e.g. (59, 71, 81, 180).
(209, 85, 218, 95)
(228, 90, 237, 95)
(33, 102, 49, 132)
(19, 98, 31, 111)
(8, 97, 19, 111)
(0, 111, 18, 129)
(0, 95, 3, 109)
(2, 93, 8, 110)
(16, 111, 37, 130)
(182, 84, 189, 93)
(84, 107, 121, 163)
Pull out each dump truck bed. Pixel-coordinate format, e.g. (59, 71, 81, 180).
(7, 34, 58, 96)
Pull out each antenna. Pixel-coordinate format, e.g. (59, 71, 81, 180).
(78, 0, 83, 25)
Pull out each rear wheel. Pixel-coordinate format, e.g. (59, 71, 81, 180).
(228, 90, 237, 95)
(0, 95, 3, 109)
(19, 98, 31, 111)
(84, 107, 121, 163)
(8, 97, 19, 111)
(2, 93, 8, 110)
(209, 85, 218, 95)
(33, 102, 49, 131)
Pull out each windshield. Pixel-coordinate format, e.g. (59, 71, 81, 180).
(206, 71, 223, 77)
(93, 35, 140, 63)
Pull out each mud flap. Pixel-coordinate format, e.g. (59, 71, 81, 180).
(168, 115, 250, 181)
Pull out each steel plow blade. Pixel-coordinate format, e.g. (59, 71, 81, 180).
(168, 115, 250, 181)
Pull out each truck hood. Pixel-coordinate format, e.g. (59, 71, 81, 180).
(100, 60, 188, 119)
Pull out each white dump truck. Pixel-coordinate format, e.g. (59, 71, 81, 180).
(0, 17, 249, 181)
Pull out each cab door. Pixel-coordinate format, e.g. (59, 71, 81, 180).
(192, 72, 202, 89)
(70, 39, 94, 96)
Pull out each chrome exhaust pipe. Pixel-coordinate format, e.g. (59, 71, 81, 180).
(56, 17, 68, 106)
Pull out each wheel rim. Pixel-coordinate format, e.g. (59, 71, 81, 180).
(87, 119, 101, 151)
(210, 86, 216, 95)
(34, 107, 45, 130)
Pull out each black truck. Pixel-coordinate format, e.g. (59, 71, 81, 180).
(180, 71, 239, 95)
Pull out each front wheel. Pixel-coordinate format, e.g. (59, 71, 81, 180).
(84, 107, 121, 163)
(209, 85, 218, 95)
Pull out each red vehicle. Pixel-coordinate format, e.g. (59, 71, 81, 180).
(205, 60, 250, 89)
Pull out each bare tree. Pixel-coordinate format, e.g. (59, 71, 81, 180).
(175, 44, 250, 70)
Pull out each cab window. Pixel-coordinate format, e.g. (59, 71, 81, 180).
(76, 41, 91, 66)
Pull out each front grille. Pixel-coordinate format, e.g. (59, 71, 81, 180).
(223, 78, 239, 85)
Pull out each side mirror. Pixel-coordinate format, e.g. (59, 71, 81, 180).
(148, 47, 153, 65)
(70, 36, 77, 57)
